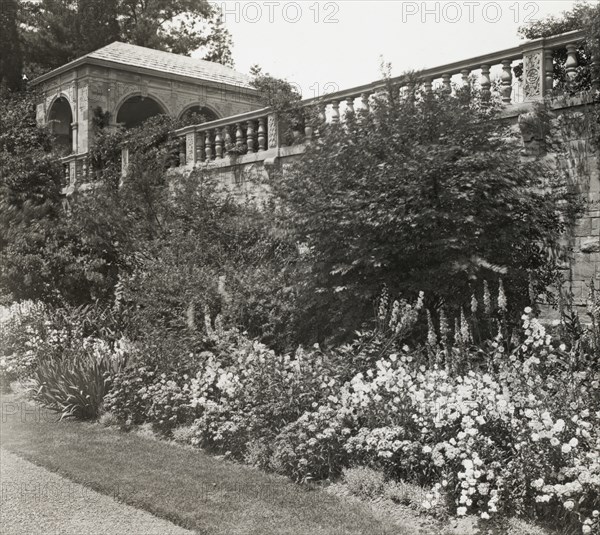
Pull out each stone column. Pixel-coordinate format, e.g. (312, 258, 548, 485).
(71, 122, 78, 153)
(186, 132, 197, 165)
(522, 43, 548, 102)
(267, 113, 281, 149)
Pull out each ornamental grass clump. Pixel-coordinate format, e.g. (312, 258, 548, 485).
(32, 338, 127, 420)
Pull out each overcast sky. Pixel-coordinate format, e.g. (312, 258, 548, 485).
(204, 0, 585, 97)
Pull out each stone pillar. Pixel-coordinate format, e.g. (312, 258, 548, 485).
(69, 161, 77, 185)
(186, 132, 197, 165)
(522, 44, 548, 102)
(267, 113, 281, 149)
(71, 122, 78, 153)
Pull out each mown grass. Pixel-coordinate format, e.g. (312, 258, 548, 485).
(0, 393, 406, 535)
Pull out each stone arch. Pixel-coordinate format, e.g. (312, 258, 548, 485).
(47, 95, 73, 154)
(115, 94, 169, 129)
(179, 104, 220, 125)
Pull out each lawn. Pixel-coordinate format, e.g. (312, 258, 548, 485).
(0, 393, 407, 535)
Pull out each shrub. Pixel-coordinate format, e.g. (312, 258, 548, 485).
(187, 318, 341, 458)
(273, 80, 574, 344)
(104, 366, 199, 435)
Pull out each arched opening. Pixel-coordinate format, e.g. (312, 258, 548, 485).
(179, 105, 219, 126)
(116, 95, 166, 129)
(48, 97, 73, 154)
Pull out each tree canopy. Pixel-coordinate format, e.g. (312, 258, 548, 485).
(0, 0, 23, 92)
(18, 0, 234, 77)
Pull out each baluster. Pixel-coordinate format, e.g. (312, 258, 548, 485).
(205, 130, 212, 161)
(501, 60, 513, 103)
(246, 120, 256, 153)
(82, 160, 87, 179)
(179, 140, 186, 166)
(565, 44, 579, 82)
(304, 123, 313, 141)
(224, 126, 233, 152)
(424, 78, 433, 94)
(442, 73, 452, 94)
(361, 92, 370, 113)
(346, 96, 355, 115)
(64, 164, 69, 185)
(215, 128, 223, 159)
(235, 122, 244, 149)
(480, 65, 491, 100)
(544, 49, 554, 95)
(257, 118, 266, 151)
(319, 103, 327, 124)
(197, 131, 205, 162)
(461, 69, 470, 87)
(330, 100, 340, 124)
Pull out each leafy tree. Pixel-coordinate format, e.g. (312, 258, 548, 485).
(272, 83, 572, 344)
(76, 0, 121, 57)
(0, 0, 23, 92)
(20, 0, 234, 76)
(202, 12, 234, 68)
(0, 91, 130, 305)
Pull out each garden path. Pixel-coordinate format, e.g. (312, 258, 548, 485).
(0, 448, 194, 535)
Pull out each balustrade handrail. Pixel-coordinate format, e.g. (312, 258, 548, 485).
(301, 29, 585, 106)
(172, 29, 586, 143)
(174, 107, 272, 136)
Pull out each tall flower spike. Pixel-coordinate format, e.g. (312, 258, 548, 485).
(427, 310, 438, 347)
(470, 294, 478, 315)
(389, 300, 400, 330)
(415, 291, 425, 311)
(460, 308, 471, 344)
(439, 308, 450, 342)
(378, 286, 389, 322)
(498, 279, 507, 313)
(454, 317, 461, 345)
(483, 281, 492, 315)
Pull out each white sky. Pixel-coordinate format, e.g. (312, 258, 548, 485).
(205, 0, 587, 98)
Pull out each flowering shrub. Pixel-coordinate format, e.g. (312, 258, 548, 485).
(188, 322, 341, 458)
(103, 366, 196, 434)
(101, 288, 599, 532)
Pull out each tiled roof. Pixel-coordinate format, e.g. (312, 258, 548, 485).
(40, 42, 253, 88)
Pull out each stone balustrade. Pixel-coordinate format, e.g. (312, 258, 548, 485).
(164, 29, 588, 172)
(60, 152, 91, 191)
(173, 107, 279, 167)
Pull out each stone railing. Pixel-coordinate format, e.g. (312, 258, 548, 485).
(60, 152, 91, 191)
(172, 107, 280, 168)
(132, 29, 589, 172)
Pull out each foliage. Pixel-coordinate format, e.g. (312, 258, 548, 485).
(0, 0, 23, 92)
(116, 166, 300, 351)
(202, 12, 234, 68)
(271, 84, 573, 344)
(97, 282, 600, 532)
(32, 338, 127, 419)
(20, 0, 234, 76)
(103, 366, 197, 433)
